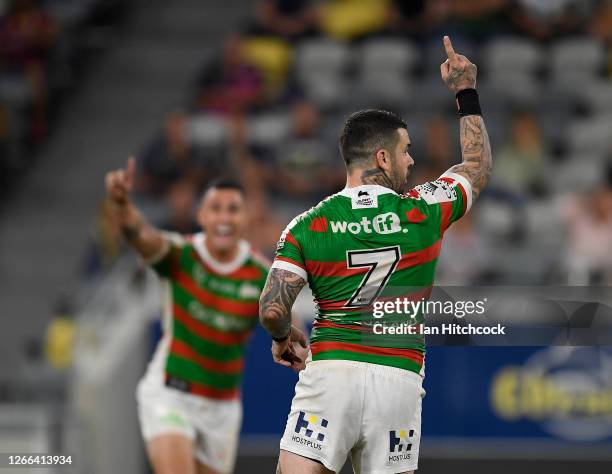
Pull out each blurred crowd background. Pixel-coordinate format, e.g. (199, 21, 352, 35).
(1, 0, 612, 473)
(83, 0, 612, 285)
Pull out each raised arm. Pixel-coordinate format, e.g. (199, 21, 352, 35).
(259, 268, 308, 370)
(440, 36, 492, 202)
(105, 157, 169, 261)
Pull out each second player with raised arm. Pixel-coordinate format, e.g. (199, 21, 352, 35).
(259, 36, 492, 474)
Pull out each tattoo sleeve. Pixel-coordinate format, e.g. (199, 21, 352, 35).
(259, 268, 307, 339)
(447, 115, 492, 201)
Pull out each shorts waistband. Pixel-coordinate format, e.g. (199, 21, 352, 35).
(308, 359, 423, 382)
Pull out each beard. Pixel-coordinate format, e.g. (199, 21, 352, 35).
(389, 161, 412, 194)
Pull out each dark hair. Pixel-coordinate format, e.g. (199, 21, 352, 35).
(202, 178, 245, 198)
(340, 109, 407, 168)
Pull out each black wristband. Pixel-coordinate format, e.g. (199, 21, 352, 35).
(456, 88, 482, 117)
(271, 327, 291, 343)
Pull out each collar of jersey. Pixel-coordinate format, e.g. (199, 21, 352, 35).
(337, 184, 398, 198)
(191, 232, 250, 275)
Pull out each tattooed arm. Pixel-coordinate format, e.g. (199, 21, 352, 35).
(447, 115, 492, 201)
(440, 36, 492, 201)
(259, 268, 309, 370)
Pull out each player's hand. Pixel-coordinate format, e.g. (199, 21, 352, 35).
(440, 35, 477, 94)
(105, 157, 136, 207)
(271, 326, 309, 373)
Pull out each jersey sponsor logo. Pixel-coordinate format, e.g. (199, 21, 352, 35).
(238, 282, 260, 299)
(388, 429, 414, 462)
(413, 179, 458, 205)
(352, 190, 378, 209)
(291, 411, 329, 450)
(330, 212, 405, 235)
(187, 300, 253, 331)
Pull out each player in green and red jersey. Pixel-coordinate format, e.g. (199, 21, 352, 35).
(105, 160, 306, 474)
(259, 36, 493, 474)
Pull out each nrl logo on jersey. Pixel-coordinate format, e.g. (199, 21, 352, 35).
(330, 212, 405, 235)
(413, 178, 457, 204)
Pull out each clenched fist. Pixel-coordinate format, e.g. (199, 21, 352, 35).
(105, 157, 136, 207)
(440, 36, 477, 94)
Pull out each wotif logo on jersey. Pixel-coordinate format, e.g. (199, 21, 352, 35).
(330, 212, 404, 235)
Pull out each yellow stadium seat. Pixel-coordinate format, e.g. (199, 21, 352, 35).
(319, 0, 390, 41)
(242, 37, 293, 96)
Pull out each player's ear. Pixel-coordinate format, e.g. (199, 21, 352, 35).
(375, 148, 391, 172)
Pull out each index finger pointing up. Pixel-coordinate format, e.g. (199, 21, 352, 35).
(125, 156, 136, 187)
(443, 35, 456, 61)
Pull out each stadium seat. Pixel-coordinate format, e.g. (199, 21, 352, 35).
(359, 38, 419, 73)
(482, 37, 543, 77)
(318, 0, 388, 41)
(294, 39, 352, 110)
(410, 75, 454, 113)
(552, 158, 605, 193)
(246, 112, 292, 147)
(242, 37, 293, 94)
(188, 114, 228, 148)
(352, 38, 419, 107)
(478, 73, 540, 108)
(566, 115, 612, 155)
(581, 79, 612, 113)
(525, 199, 564, 246)
(550, 37, 605, 80)
(295, 38, 351, 83)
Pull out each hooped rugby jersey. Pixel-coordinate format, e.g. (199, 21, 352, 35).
(150, 233, 268, 399)
(272, 173, 472, 374)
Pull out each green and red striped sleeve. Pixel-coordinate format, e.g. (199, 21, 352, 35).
(272, 215, 307, 280)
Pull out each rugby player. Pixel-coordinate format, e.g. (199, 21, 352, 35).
(259, 36, 492, 473)
(105, 160, 306, 474)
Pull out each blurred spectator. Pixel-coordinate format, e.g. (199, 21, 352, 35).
(252, 100, 344, 220)
(490, 110, 547, 197)
(82, 199, 126, 278)
(386, 0, 452, 38)
(250, 0, 318, 41)
(195, 35, 265, 116)
(136, 111, 221, 198)
(589, 0, 612, 46)
(436, 212, 489, 285)
(511, 0, 593, 39)
(159, 180, 200, 234)
(0, 0, 58, 141)
(452, 0, 512, 39)
(240, 155, 286, 257)
(560, 176, 612, 285)
(424, 114, 455, 175)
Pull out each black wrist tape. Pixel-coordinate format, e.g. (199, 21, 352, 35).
(456, 88, 482, 117)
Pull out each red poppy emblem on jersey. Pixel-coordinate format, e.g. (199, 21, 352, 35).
(309, 216, 328, 232)
(406, 208, 427, 223)
(438, 177, 455, 185)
